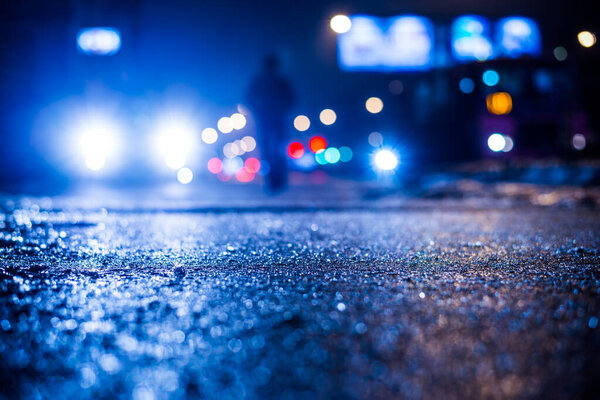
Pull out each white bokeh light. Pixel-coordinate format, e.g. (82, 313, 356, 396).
(177, 167, 193, 184)
(201, 128, 218, 144)
(374, 149, 399, 171)
(319, 109, 337, 125)
(293, 115, 310, 132)
(218, 117, 233, 133)
(77, 118, 119, 171)
(330, 15, 352, 34)
(487, 133, 506, 152)
(155, 117, 195, 170)
(230, 113, 247, 130)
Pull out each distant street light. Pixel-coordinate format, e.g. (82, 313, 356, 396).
(330, 15, 352, 34)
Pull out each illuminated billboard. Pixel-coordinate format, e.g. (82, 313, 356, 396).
(451, 15, 494, 61)
(338, 14, 542, 71)
(496, 17, 542, 58)
(451, 15, 541, 62)
(338, 15, 434, 71)
(77, 28, 122, 56)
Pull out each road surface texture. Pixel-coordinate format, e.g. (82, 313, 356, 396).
(1, 185, 599, 399)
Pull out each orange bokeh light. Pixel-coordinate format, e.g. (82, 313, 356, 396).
(486, 92, 513, 115)
(309, 136, 327, 153)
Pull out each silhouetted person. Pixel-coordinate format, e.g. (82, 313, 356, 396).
(246, 55, 294, 193)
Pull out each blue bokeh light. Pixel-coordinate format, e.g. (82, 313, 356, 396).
(459, 78, 475, 94)
(482, 70, 500, 87)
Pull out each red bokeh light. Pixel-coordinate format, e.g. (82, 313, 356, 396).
(244, 157, 261, 173)
(287, 142, 305, 159)
(236, 168, 255, 182)
(309, 136, 327, 153)
(217, 172, 231, 182)
(207, 157, 223, 174)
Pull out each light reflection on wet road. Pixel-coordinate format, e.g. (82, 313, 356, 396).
(1, 198, 599, 399)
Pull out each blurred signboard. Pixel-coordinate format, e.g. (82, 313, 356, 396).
(495, 17, 542, 58)
(451, 15, 494, 61)
(338, 14, 542, 71)
(452, 15, 541, 61)
(338, 15, 435, 71)
(77, 28, 122, 56)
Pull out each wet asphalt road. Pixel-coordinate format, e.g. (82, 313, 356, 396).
(1, 196, 600, 399)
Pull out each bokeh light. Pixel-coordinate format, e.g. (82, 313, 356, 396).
(319, 109, 337, 125)
(176, 167, 193, 184)
(578, 31, 596, 48)
(486, 92, 513, 115)
(78, 120, 118, 171)
(244, 157, 261, 173)
(154, 116, 195, 170)
(293, 115, 310, 132)
(223, 143, 235, 159)
(553, 46, 568, 61)
(309, 136, 327, 153)
(330, 15, 352, 34)
(217, 173, 231, 182)
(366, 97, 384, 114)
(487, 133, 506, 152)
(572, 133, 586, 150)
(368, 132, 383, 147)
(207, 157, 223, 174)
(231, 140, 243, 156)
(236, 168, 255, 183)
(324, 147, 341, 164)
(217, 117, 233, 133)
(240, 136, 256, 152)
(201, 128, 218, 144)
(389, 80, 404, 95)
(374, 149, 399, 171)
(459, 78, 475, 94)
(288, 142, 305, 159)
(230, 113, 247, 130)
(339, 146, 353, 162)
(502, 136, 514, 152)
(223, 157, 243, 175)
(315, 150, 328, 165)
(295, 153, 317, 169)
(482, 70, 500, 86)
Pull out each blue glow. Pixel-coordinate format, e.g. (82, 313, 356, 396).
(153, 114, 197, 170)
(72, 114, 121, 172)
(339, 146, 353, 162)
(459, 78, 475, 94)
(295, 153, 317, 170)
(533, 70, 553, 93)
(482, 70, 500, 87)
(496, 17, 541, 58)
(77, 28, 122, 56)
(452, 15, 494, 61)
(338, 15, 434, 71)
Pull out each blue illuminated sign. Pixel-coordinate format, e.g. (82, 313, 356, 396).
(338, 14, 542, 71)
(496, 17, 541, 58)
(77, 28, 122, 56)
(451, 15, 494, 61)
(338, 15, 434, 71)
